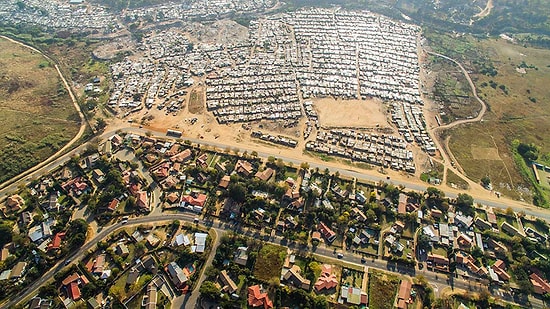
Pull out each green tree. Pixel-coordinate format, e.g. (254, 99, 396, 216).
(0, 223, 13, 247)
(228, 183, 247, 203)
(481, 175, 491, 187)
(456, 193, 474, 210)
(199, 281, 220, 300)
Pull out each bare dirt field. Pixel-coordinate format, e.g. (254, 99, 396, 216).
(315, 97, 390, 128)
(471, 147, 500, 160)
(188, 87, 205, 114)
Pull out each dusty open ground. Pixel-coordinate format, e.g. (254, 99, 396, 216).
(315, 97, 391, 129)
(471, 147, 500, 160)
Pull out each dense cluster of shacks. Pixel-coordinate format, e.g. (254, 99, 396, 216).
(0, 0, 119, 33)
(206, 67, 302, 123)
(123, 0, 275, 22)
(0, 0, 274, 34)
(391, 102, 436, 155)
(205, 8, 423, 124)
(109, 31, 196, 114)
(306, 129, 416, 172)
(302, 100, 319, 139)
(251, 130, 298, 148)
(285, 9, 422, 103)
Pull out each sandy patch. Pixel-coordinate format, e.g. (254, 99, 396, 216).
(188, 87, 205, 114)
(471, 146, 500, 160)
(315, 97, 390, 128)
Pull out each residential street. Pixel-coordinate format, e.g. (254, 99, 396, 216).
(4, 212, 523, 309)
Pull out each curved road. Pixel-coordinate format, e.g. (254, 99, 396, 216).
(424, 50, 488, 183)
(0, 35, 86, 191)
(4, 213, 500, 308)
(428, 50, 487, 130)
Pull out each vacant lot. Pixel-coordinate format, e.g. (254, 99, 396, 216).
(0, 38, 79, 183)
(368, 269, 400, 309)
(446, 36, 550, 201)
(188, 87, 205, 114)
(253, 244, 287, 283)
(315, 97, 390, 129)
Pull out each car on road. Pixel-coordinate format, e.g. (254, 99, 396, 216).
(361, 256, 366, 263)
(64, 259, 71, 266)
(337, 253, 344, 259)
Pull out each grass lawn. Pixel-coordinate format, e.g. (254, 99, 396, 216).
(522, 218, 549, 234)
(206, 153, 219, 168)
(446, 169, 470, 190)
(496, 214, 518, 229)
(253, 244, 287, 282)
(402, 223, 416, 239)
(368, 269, 400, 309)
(341, 268, 364, 288)
(357, 243, 378, 256)
(431, 246, 447, 257)
(475, 209, 488, 221)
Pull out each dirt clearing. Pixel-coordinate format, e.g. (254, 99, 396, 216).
(471, 147, 500, 160)
(188, 87, 205, 114)
(315, 97, 390, 128)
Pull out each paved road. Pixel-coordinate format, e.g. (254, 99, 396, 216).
(4, 211, 537, 308)
(2, 126, 550, 223)
(0, 35, 87, 191)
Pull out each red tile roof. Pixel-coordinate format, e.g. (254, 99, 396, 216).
(530, 273, 550, 295)
(47, 232, 66, 251)
(247, 285, 273, 309)
(181, 194, 207, 207)
(62, 273, 80, 286)
(107, 198, 119, 211)
(314, 264, 338, 292)
(68, 282, 81, 301)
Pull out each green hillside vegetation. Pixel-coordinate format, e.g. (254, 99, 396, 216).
(0, 38, 79, 183)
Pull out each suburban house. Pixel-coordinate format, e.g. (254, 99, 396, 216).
(194, 233, 207, 253)
(219, 270, 238, 294)
(491, 260, 511, 281)
(282, 264, 311, 290)
(314, 264, 338, 292)
(318, 222, 336, 243)
(530, 272, 550, 295)
(340, 286, 367, 306)
(181, 193, 207, 209)
(167, 262, 188, 289)
(235, 160, 254, 176)
(427, 253, 449, 271)
(219, 175, 231, 189)
(500, 222, 524, 237)
(255, 168, 274, 182)
(396, 280, 412, 309)
(170, 149, 192, 163)
(474, 217, 492, 231)
(234, 247, 248, 266)
(47, 232, 66, 252)
(4, 194, 24, 213)
(247, 285, 273, 309)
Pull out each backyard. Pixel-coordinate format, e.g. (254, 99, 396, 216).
(253, 244, 287, 283)
(368, 269, 400, 309)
